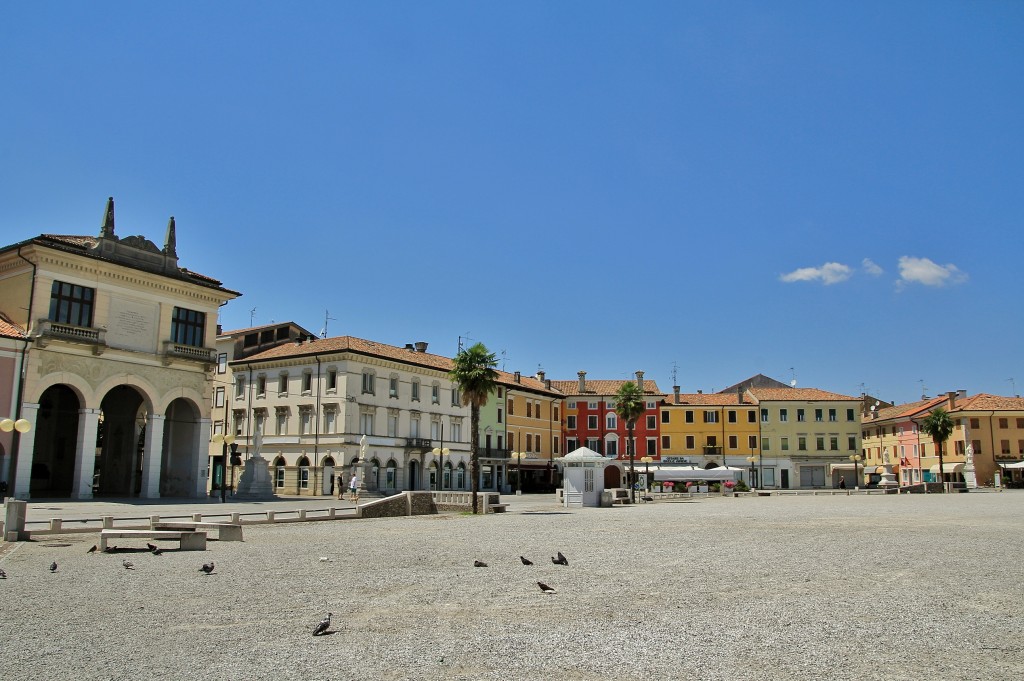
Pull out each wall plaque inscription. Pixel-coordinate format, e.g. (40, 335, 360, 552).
(106, 297, 158, 353)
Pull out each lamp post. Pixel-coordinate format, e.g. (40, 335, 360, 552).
(211, 432, 235, 502)
(431, 423, 449, 492)
(1, 418, 31, 497)
(849, 453, 862, 490)
(640, 456, 653, 492)
(746, 454, 757, 489)
(512, 451, 524, 495)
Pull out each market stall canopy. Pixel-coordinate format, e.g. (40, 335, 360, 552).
(1001, 461, 1024, 469)
(653, 466, 743, 482)
(929, 463, 964, 475)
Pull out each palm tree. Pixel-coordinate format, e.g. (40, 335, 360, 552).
(449, 342, 498, 514)
(614, 381, 645, 504)
(921, 408, 955, 492)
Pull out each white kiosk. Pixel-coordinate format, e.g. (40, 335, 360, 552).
(560, 447, 607, 508)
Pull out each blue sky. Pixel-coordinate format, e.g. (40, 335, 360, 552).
(3, 2, 1022, 405)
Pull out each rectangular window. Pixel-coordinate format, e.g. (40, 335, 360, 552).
(1018, 439, 1024, 455)
(828, 409, 837, 422)
(830, 436, 839, 451)
(234, 376, 246, 399)
(388, 413, 398, 437)
(362, 371, 375, 394)
(647, 415, 657, 429)
(606, 413, 617, 429)
(762, 437, 769, 451)
(748, 435, 758, 449)
(646, 438, 657, 455)
(300, 410, 312, 435)
(256, 375, 266, 397)
(553, 437, 559, 454)
(970, 418, 980, 429)
(607, 440, 618, 457)
(728, 410, 737, 423)
(728, 435, 738, 449)
(567, 415, 576, 429)
(212, 420, 223, 436)
(214, 387, 224, 409)
(685, 411, 694, 423)
(797, 409, 805, 422)
(431, 385, 439, 404)
(451, 388, 460, 406)
(171, 307, 205, 347)
(685, 435, 695, 449)
(588, 402, 598, 409)
(779, 409, 788, 422)
(302, 372, 312, 394)
(525, 433, 533, 451)
(848, 436, 857, 451)
(781, 437, 789, 451)
(276, 410, 287, 435)
(360, 411, 374, 435)
(998, 418, 1009, 429)
(1017, 418, 1024, 429)
(587, 415, 598, 429)
(451, 422, 462, 442)
(704, 411, 719, 424)
(662, 435, 671, 449)
(816, 436, 825, 450)
(326, 369, 337, 392)
(815, 409, 823, 422)
(217, 353, 227, 374)
(275, 466, 285, 488)
(526, 402, 533, 418)
(1001, 439, 1011, 455)
(411, 381, 420, 401)
(299, 466, 309, 489)
(847, 409, 855, 421)
(48, 280, 95, 327)
(324, 410, 336, 434)
(798, 436, 807, 451)
(748, 410, 757, 423)
(389, 376, 398, 397)
(662, 410, 670, 424)
(761, 409, 769, 423)
(278, 374, 288, 395)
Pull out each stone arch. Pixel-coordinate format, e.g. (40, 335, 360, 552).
(29, 374, 92, 409)
(385, 458, 397, 490)
(159, 397, 203, 498)
(273, 456, 286, 490)
(603, 464, 621, 489)
(30, 384, 82, 497)
(96, 385, 147, 497)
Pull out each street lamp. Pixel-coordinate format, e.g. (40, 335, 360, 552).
(211, 432, 235, 502)
(640, 456, 653, 493)
(849, 453, 862, 490)
(512, 451, 525, 495)
(0, 418, 31, 434)
(431, 423, 449, 492)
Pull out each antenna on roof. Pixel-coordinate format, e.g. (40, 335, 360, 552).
(320, 309, 336, 338)
(458, 333, 472, 353)
(1009, 377, 1018, 398)
(499, 349, 508, 371)
(918, 379, 928, 398)
(671, 361, 678, 387)
(249, 307, 257, 326)
(789, 367, 797, 387)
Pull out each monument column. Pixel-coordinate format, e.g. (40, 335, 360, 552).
(140, 413, 166, 499)
(71, 408, 101, 499)
(12, 402, 40, 499)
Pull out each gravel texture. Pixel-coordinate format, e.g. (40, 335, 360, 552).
(2, 492, 1023, 680)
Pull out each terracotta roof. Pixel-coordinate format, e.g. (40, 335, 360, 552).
(234, 335, 457, 371)
(746, 387, 858, 402)
(951, 393, 1024, 412)
(871, 396, 947, 422)
(665, 393, 754, 406)
(218, 322, 314, 338)
(0, 313, 27, 339)
(496, 370, 564, 396)
(550, 379, 663, 397)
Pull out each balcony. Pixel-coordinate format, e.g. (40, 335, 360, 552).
(35, 320, 107, 354)
(162, 341, 216, 366)
(703, 446, 723, 456)
(405, 438, 433, 451)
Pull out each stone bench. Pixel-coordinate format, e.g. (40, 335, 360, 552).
(151, 521, 244, 542)
(486, 503, 509, 513)
(99, 529, 207, 552)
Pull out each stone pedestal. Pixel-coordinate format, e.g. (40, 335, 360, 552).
(877, 464, 898, 490)
(963, 463, 978, 489)
(233, 455, 276, 500)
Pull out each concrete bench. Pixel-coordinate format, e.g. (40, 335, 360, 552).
(486, 504, 509, 513)
(99, 529, 207, 552)
(151, 521, 243, 542)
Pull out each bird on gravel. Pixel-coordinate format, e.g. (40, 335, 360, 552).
(312, 612, 332, 636)
(199, 562, 215, 575)
(103, 545, 117, 553)
(146, 543, 158, 552)
(151, 548, 163, 556)
(122, 560, 134, 570)
(0, 568, 7, 579)
(537, 581, 556, 594)
(49, 561, 58, 573)
(473, 560, 488, 568)
(87, 545, 97, 554)
(520, 556, 533, 565)
(551, 551, 568, 566)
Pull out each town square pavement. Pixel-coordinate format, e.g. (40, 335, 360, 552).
(1, 491, 1021, 680)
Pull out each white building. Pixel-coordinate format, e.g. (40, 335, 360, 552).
(213, 333, 472, 496)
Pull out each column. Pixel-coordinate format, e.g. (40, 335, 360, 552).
(140, 413, 165, 499)
(12, 403, 40, 499)
(193, 418, 213, 497)
(71, 408, 101, 499)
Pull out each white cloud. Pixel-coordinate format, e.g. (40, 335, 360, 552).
(897, 256, 968, 287)
(779, 262, 852, 285)
(862, 258, 883, 276)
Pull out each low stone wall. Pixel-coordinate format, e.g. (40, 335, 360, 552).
(358, 491, 438, 519)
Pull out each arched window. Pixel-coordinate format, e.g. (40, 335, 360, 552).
(606, 413, 617, 429)
(297, 456, 310, 489)
(370, 458, 381, 490)
(385, 460, 397, 489)
(456, 462, 466, 490)
(443, 461, 453, 490)
(274, 456, 286, 489)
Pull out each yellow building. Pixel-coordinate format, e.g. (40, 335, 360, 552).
(498, 370, 564, 493)
(659, 388, 760, 469)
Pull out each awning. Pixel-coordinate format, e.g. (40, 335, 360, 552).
(828, 463, 860, 473)
(653, 466, 743, 482)
(929, 463, 964, 475)
(1001, 461, 1024, 469)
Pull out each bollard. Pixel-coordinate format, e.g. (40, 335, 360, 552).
(328, 507, 336, 518)
(102, 515, 114, 529)
(192, 513, 202, 522)
(230, 512, 240, 524)
(150, 515, 160, 529)
(49, 518, 62, 531)
(298, 510, 307, 520)
(266, 511, 275, 522)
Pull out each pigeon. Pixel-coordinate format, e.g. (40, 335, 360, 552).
(0, 568, 7, 579)
(313, 612, 332, 636)
(199, 562, 215, 575)
(151, 548, 163, 556)
(122, 560, 134, 570)
(87, 545, 97, 554)
(49, 561, 58, 573)
(520, 556, 533, 566)
(641, 495, 654, 503)
(103, 545, 117, 553)
(551, 552, 568, 566)
(473, 560, 488, 568)
(537, 581, 556, 594)
(318, 557, 332, 563)
(146, 543, 158, 552)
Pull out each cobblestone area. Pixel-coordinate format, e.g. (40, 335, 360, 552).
(1, 492, 1022, 680)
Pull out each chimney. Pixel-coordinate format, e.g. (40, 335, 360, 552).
(673, 386, 680, 404)
(405, 343, 415, 351)
(635, 370, 644, 394)
(578, 371, 586, 394)
(514, 371, 521, 383)
(946, 391, 957, 411)
(544, 378, 551, 390)
(414, 341, 428, 353)
(697, 389, 702, 394)
(536, 370, 545, 382)
(957, 389, 967, 399)
(295, 337, 304, 345)
(737, 387, 744, 404)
